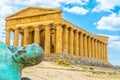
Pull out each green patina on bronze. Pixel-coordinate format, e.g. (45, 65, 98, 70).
(0, 41, 44, 80)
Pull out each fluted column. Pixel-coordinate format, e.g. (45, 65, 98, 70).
(21, 33, 24, 46)
(79, 33, 83, 57)
(91, 38, 95, 59)
(100, 42, 104, 61)
(23, 27, 29, 46)
(14, 29, 19, 46)
(94, 40, 97, 59)
(103, 43, 105, 61)
(88, 36, 92, 58)
(96, 40, 99, 59)
(63, 26, 68, 54)
(102, 43, 105, 61)
(29, 32, 33, 44)
(104, 44, 108, 62)
(34, 27, 40, 44)
(55, 24, 62, 55)
(97, 41, 100, 60)
(44, 25, 50, 55)
(83, 34, 88, 58)
(6, 29, 10, 45)
(69, 28, 74, 56)
(74, 30, 79, 56)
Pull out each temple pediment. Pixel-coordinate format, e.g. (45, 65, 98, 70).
(6, 7, 62, 20)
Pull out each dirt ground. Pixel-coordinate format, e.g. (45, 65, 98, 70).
(22, 61, 120, 80)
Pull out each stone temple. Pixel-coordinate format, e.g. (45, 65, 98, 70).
(5, 7, 108, 63)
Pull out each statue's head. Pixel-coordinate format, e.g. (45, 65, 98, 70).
(12, 44, 44, 67)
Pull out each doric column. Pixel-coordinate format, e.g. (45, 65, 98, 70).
(88, 36, 92, 58)
(104, 44, 108, 62)
(55, 24, 62, 55)
(21, 33, 24, 46)
(29, 32, 32, 44)
(79, 33, 83, 57)
(103, 43, 105, 61)
(99, 41, 101, 61)
(74, 30, 79, 56)
(100, 42, 104, 61)
(23, 27, 29, 46)
(6, 29, 10, 45)
(34, 27, 40, 44)
(99, 42, 101, 60)
(83, 34, 88, 58)
(13, 29, 19, 46)
(96, 40, 99, 59)
(63, 26, 68, 54)
(44, 25, 50, 55)
(97, 41, 100, 60)
(91, 38, 95, 59)
(69, 28, 74, 56)
(94, 39, 97, 59)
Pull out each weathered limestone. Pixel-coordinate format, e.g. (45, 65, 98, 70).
(91, 38, 95, 59)
(23, 27, 29, 46)
(69, 28, 74, 56)
(13, 29, 19, 46)
(55, 24, 62, 55)
(63, 26, 68, 54)
(34, 27, 40, 44)
(105, 44, 108, 62)
(44, 25, 50, 54)
(79, 33, 84, 57)
(6, 30, 10, 45)
(83, 34, 88, 58)
(74, 30, 79, 56)
(101, 42, 104, 61)
(98, 41, 100, 60)
(21, 33, 24, 46)
(5, 7, 109, 63)
(88, 36, 92, 58)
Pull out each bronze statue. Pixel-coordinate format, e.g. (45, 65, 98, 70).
(0, 41, 44, 80)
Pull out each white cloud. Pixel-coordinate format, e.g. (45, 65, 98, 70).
(109, 41, 120, 50)
(92, 0, 120, 12)
(98, 34, 120, 51)
(107, 35, 120, 51)
(64, 6, 88, 15)
(0, 27, 5, 43)
(96, 12, 120, 31)
(0, 0, 13, 16)
(101, 34, 120, 51)
(58, 0, 89, 5)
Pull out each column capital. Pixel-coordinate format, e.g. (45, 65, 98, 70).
(6, 29, 11, 32)
(44, 23, 52, 27)
(69, 27, 74, 31)
(74, 30, 78, 33)
(83, 34, 88, 37)
(79, 32, 84, 36)
(34, 27, 40, 30)
(55, 23, 62, 27)
(22, 26, 30, 30)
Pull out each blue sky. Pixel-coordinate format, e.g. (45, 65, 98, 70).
(0, 0, 120, 65)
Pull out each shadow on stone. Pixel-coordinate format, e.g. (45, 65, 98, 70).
(22, 77, 31, 80)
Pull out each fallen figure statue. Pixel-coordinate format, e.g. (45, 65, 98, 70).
(0, 41, 44, 80)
